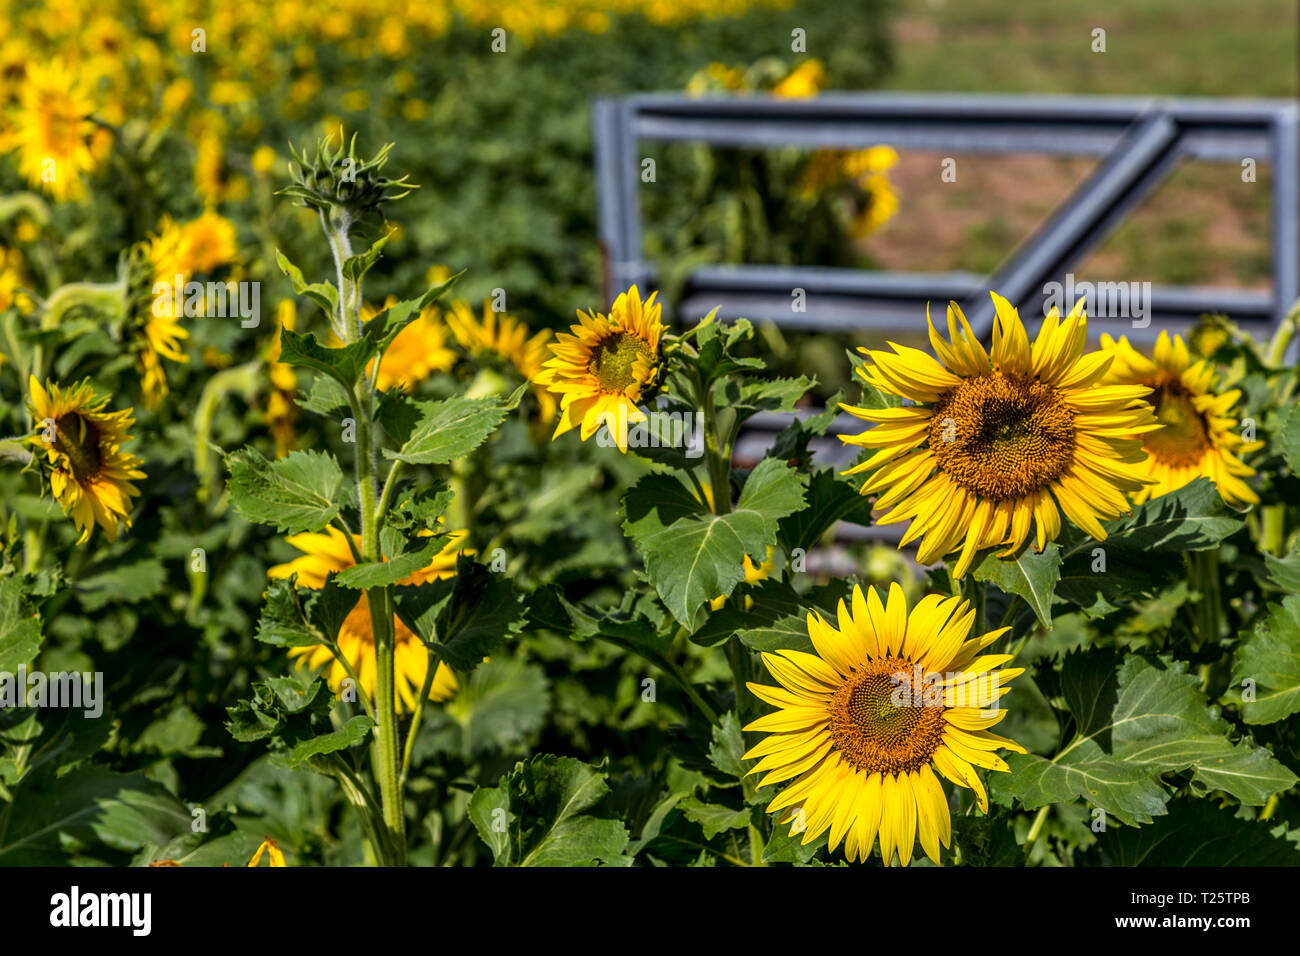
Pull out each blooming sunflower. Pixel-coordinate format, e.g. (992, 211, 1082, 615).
(10, 61, 99, 201)
(744, 583, 1024, 865)
(445, 300, 556, 423)
(268, 526, 466, 711)
(1100, 331, 1262, 508)
(535, 285, 664, 453)
(27, 377, 146, 544)
(842, 294, 1160, 577)
(362, 297, 456, 392)
(177, 208, 239, 275)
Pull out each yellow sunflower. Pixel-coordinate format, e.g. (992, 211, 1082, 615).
(1100, 331, 1262, 508)
(267, 300, 299, 458)
(772, 59, 826, 99)
(363, 298, 456, 392)
(445, 300, 556, 423)
(268, 526, 466, 711)
(27, 377, 146, 544)
(745, 583, 1024, 866)
(10, 60, 100, 201)
(535, 285, 664, 453)
(842, 294, 1160, 577)
(136, 219, 191, 409)
(177, 208, 239, 275)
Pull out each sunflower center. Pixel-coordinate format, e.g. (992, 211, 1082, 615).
(828, 657, 948, 776)
(53, 413, 102, 480)
(929, 371, 1076, 501)
(590, 332, 651, 393)
(1144, 381, 1211, 467)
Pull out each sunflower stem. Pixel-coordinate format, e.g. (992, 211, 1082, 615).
(1023, 804, 1051, 856)
(400, 646, 439, 787)
(1190, 550, 1222, 651)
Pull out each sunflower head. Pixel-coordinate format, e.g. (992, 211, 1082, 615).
(535, 285, 665, 453)
(27, 377, 145, 544)
(745, 582, 1024, 866)
(841, 294, 1160, 577)
(1100, 331, 1262, 508)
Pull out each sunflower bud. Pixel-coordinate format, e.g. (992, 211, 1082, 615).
(282, 132, 415, 224)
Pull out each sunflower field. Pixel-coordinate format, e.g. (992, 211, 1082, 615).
(1, 0, 1299, 888)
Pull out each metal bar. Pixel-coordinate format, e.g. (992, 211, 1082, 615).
(962, 111, 1182, 338)
(1273, 105, 1300, 328)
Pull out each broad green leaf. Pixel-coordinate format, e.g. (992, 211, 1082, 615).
(1225, 594, 1300, 724)
(1005, 652, 1298, 825)
(277, 327, 376, 390)
(692, 578, 806, 648)
(622, 458, 805, 630)
(385, 387, 523, 465)
(226, 447, 342, 534)
(1083, 478, 1243, 554)
(1281, 399, 1300, 475)
(1264, 539, 1300, 593)
(1100, 798, 1300, 866)
(74, 560, 167, 611)
(777, 468, 873, 553)
(0, 575, 42, 672)
(973, 543, 1062, 627)
(468, 755, 631, 866)
(0, 766, 191, 865)
(444, 658, 549, 756)
(256, 574, 358, 647)
(393, 558, 524, 671)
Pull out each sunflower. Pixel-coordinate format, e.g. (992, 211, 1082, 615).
(772, 59, 826, 99)
(535, 285, 664, 453)
(268, 526, 466, 711)
(177, 208, 239, 274)
(363, 297, 456, 392)
(1099, 331, 1262, 508)
(744, 583, 1024, 865)
(267, 300, 299, 458)
(842, 294, 1160, 577)
(445, 300, 556, 423)
(10, 61, 100, 201)
(135, 220, 190, 409)
(27, 377, 146, 544)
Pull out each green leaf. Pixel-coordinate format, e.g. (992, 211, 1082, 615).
(1226, 594, 1300, 724)
(707, 711, 751, 780)
(622, 458, 806, 630)
(973, 543, 1062, 628)
(1281, 399, 1300, 475)
(226, 447, 342, 534)
(341, 231, 391, 284)
(444, 658, 550, 756)
(361, 270, 463, 354)
(1005, 653, 1298, 825)
(277, 327, 376, 390)
(680, 798, 751, 839)
(468, 755, 632, 866)
(0, 766, 191, 865)
(1100, 798, 1300, 866)
(75, 560, 167, 611)
(333, 534, 445, 590)
(1086, 478, 1244, 553)
(0, 575, 42, 672)
(777, 468, 873, 553)
(256, 574, 358, 647)
(275, 248, 340, 318)
(287, 714, 373, 767)
(385, 387, 523, 465)
(393, 557, 524, 671)
(736, 611, 815, 655)
(1264, 539, 1300, 593)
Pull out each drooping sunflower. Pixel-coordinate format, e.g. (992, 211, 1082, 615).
(842, 294, 1160, 577)
(445, 300, 556, 423)
(744, 583, 1024, 866)
(10, 60, 99, 201)
(1099, 331, 1262, 508)
(535, 285, 664, 453)
(27, 377, 146, 544)
(268, 527, 466, 711)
